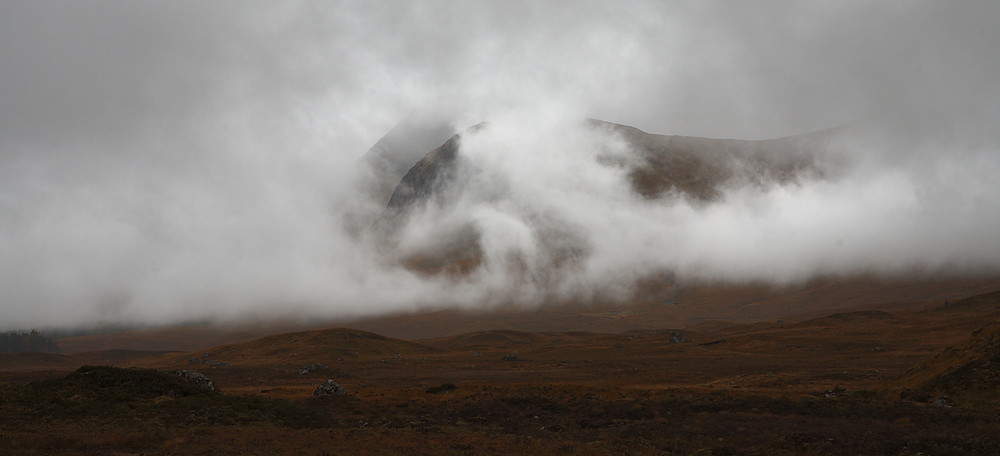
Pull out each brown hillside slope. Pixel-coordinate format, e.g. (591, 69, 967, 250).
(894, 317, 1000, 408)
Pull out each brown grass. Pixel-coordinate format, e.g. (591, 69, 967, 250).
(3, 286, 1000, 454)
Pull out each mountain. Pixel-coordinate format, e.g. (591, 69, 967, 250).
(361, 118, 840, 279)
(342, 112, 456, 239)
(358, 112, 456, 208)
(385, 119, 836, 210)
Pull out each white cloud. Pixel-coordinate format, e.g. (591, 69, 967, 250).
(0, 1, 998, 327)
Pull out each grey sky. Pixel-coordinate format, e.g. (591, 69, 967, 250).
(1, 1, 998, 327)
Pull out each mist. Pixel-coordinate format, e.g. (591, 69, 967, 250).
(1, 1, 999, 328)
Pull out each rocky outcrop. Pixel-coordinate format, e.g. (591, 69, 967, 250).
(167, 369, 215, 391)
(313, 379, 346, 396)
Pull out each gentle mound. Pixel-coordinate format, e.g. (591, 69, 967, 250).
(200, 327, 436, 364)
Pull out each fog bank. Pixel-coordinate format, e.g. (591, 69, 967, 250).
(1, 1, 998, 328)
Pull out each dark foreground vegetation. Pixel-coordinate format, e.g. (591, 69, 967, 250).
(1, 366, 998, 455)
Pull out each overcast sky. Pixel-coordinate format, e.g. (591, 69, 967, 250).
(2, 1, 999, 328)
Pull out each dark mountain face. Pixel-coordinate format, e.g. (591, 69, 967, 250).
(358, 117, 839, 281)
(385, 119, 835, 212)
(387, 133, 462, 211)
(356, 112, 456, 208)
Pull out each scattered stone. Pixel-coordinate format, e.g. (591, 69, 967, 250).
(669, 331, 686, 344)
(824, 387, 847, 398)
(500, 354, 518, 362)
(298, 363, 326, 375)
(425, 383, 457, 394)
(931, 397, 954, 407)
(187, 357, 201, 365)
(168, 370, 215, 391)
(208, 360, 230, 368)
(313, 379, 346, 396)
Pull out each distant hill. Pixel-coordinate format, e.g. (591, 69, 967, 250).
(151, 327, 437, 368)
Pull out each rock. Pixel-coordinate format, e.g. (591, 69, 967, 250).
(500, 354, 518, 362)
(669, 332, 686, 344)
(298, 363, 326, 375)
(425, 383, 457, 394)
(168, 370, 215, 391)
(313, 379, 346, 396)
(208, 360, 229, 368)
(931, 397, 953, 407)
(824, 387, 847, 398)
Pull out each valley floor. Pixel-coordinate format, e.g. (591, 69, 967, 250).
(2, 287, 999, 455)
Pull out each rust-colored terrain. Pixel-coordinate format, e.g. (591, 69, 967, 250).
(3, 282, 999, 455)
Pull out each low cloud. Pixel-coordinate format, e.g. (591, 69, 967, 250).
(1, 1, 998, 328)
(376, 114, 1000, 307)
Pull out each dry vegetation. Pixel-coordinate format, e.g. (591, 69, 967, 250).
(2, 288, 999, 455)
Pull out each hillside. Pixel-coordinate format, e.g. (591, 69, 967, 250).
(893, 291, 1000, 407)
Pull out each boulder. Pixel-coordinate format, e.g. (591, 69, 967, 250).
(313, 379, 346, 397)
